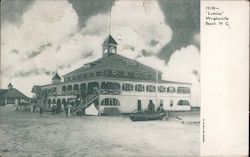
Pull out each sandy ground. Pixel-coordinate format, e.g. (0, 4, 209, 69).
(0, 106, 200, 157)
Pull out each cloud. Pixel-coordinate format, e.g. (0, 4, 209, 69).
(27, 42, 52, 58)
(1, 0, 35, 25)
(157, 0, 200, 62)
(110, 0, 172, 59)
(1, 0, 199, 106)
(137, 45, 200, 106)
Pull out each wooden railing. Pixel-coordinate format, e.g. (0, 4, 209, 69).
(71, 93, 99, 116)
(99, 89, 121, 95)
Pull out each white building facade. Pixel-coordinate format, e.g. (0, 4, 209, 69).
(32, 35, 192, 114)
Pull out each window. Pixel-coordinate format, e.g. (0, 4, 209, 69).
(167, 86, 176, 93)
(146, 85, 156, 92)
(101, 98, 120, 106)
(112, 70, 117, 75)
(101, 70, 105, 76)
(77, 74, 81, 80)
(137, 100, 142, 111)
(177, 87, 190, 94)
(160, 99, 163, 105)
(73, 84, 79, 91)
(135, 72, 139, 77)
(135, 84, 145, 92)
(87, 82, 99, 93)
(52, 87, 56, 92)
(177, 100, 190, 106)
(124, 72, 128, 76)
(62, 86, 66, 92)
(101, 82, 120, 90)
(145, 73, 149, 78)
(7, 98, 15, 104)
(66, 77, 71, 81)
(67, 85, 72, 91)
(170, 100, 173, 107)
(122, 83, 133, 91)
(127, 60, 137, 66)
(72, 76, 76, 80)
(82, 74, 87, 78)
(158, 86, 166, 92)
(80, 83, 86, 91)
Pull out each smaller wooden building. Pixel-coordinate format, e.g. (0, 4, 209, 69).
(0, 83, 30, 106)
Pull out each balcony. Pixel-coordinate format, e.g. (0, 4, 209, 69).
(99, 89, 121, 95)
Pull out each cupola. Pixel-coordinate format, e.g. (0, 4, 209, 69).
(7, 83, 13, 90)
(52, 73, 62, 84)
(103, 35, 117, 57)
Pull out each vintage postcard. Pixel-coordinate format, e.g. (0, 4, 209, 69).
(0, 0, 248, 157)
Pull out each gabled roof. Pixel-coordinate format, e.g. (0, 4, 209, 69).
(52, 73, 61, 80)
(64, 53, 161, 76)
(8, 83, 13, 88)
(0, 89, 8, 97)
(103, 35, 117, 46)
(31, 85, 42, 93)
(0, 88, 29, 99)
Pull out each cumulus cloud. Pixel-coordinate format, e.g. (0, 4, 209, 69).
(1, 0, 199, 106)
(111, 0, 172, 59)
(137, 45, 200, 106)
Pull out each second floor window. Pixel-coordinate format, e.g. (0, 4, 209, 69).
(122, 83, 133, 91)
(146, 85, 156, 92)
(135, 84, 145, 92)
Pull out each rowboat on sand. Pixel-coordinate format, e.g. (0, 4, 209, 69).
(129, 112, 166, 121)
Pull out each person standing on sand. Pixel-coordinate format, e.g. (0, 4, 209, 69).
(39, 106, 43, 117)
(64, 103, 68, 116)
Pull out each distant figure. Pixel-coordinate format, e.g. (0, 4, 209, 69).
(39, 106, 43, 117)
(64, 104, 68, 116)
(30, 104, 34, 112)
(33, 103, 36, 112)
(67, 104, 72, 117)
(157, 104, 164, 113)
(148, 100, 155, 113)
(51, 104, 56, 115)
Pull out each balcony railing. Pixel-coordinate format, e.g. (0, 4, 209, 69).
(99, 89, 121, 95)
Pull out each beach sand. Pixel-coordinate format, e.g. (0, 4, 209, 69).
(0, 106, 199, 157)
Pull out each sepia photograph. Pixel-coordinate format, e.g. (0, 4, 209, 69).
(0, 0, 200, 156)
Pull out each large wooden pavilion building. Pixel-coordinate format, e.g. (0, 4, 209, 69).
(32, 35, 191, 114)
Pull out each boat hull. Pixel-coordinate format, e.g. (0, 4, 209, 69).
(129, 112, 166, 121)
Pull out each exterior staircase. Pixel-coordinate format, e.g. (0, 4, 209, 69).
(71, 93, 99, 116)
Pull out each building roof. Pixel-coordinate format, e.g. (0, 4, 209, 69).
(0, 88, 29, 99)
(103, 35, 117, 46)
(64, 53, 161, 76)
(0, 89, 8, 96)
(31, 85, 42, 93)
(8, 83, 13, 88)
(52, 73, 61, 80)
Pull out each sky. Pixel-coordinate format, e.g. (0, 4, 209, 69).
(0, 0, 200, 105)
